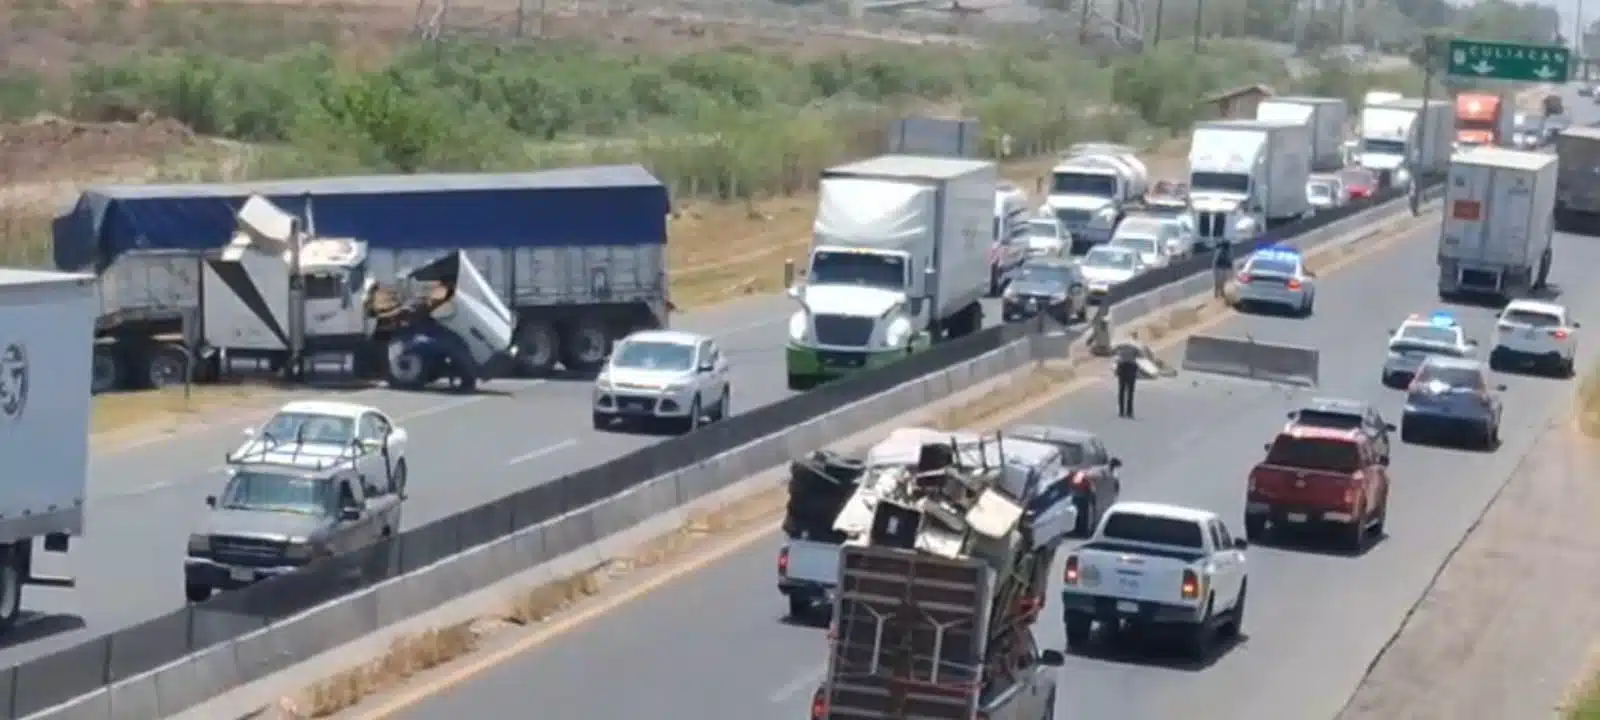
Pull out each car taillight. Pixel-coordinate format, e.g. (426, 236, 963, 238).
(811, 688, 827, 719)
(1286, 278, 1302, 290)
(1070, 471, 1087, 488)
(777, 547, 790, 577)
(1064, 555, 1081, 585)
(1237, 272, 1251, 284)
(1180, 569, 1201, 600)
(1551, 328, 1570, 339)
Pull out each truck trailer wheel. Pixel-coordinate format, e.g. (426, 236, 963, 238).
(385, 339, 432, 390)
(0, 544, 24, 632)
(514, 320, 560, 376)
(560, 319, 610, 373)
(91, 347, 119, 394)
(145, 344, 188, 389)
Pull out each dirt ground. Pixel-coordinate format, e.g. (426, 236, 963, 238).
(1337, 417, 1600, 720)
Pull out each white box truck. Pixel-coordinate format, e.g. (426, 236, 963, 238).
(784, 155, 993, 390)
(1438, 147, 1557, 301)
(1188, 119, 1310, 246)
(1554, 126, 1600, 235)
(0, 268, 94, 632)
(1256, 96, 1349, 172)
(1359, 99, 1454, 182)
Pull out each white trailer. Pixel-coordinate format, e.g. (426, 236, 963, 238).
(785, 155, 994, 390)
(1256, 96, 1349, 172)
(1438, 147, 1558, 301)
(0, 268, 95, 632)
(55, 166, 672, 393)
(1188, 120, 1310, 246)
(1361, 99, 1455, 179)
(1554, 126, 1600, 235)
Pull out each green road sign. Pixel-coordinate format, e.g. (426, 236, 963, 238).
(1447, 39, 1570, 82)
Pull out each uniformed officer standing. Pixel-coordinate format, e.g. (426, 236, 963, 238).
(1212, 240, 1234, 299)
(1113, 340, 1140, 418)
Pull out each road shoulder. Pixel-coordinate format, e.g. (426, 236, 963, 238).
(1337, 416, 1600, 720)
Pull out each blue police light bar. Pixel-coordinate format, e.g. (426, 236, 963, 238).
(1428, 312, 1456, 328)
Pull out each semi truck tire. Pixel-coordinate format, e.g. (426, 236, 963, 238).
(0, 543, 24, 632)
(385, 338, 432, 390)
(514, 320, 560, 376)
(91, 346, 119, 394)
(145, 343, 188, 389)
(560, 318, 610, 373)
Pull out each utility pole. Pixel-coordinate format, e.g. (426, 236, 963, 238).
(1411, 34, 1436, 217)
(1193, 0, 1203, 52)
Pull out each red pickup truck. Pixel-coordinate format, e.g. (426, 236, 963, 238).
(1244, 424, 1390, 552)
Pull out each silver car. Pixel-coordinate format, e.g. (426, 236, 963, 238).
(593, 330, 732, 433)
(1233, 245, 1317, 316)
(1382, 313, 1475, 388)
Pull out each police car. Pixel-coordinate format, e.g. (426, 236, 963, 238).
(1489, 299, 1580, 377)
(1400, 356, 1505, 450)
(1233, 244, 1316, 316)
(1382, 312, 1477, 388)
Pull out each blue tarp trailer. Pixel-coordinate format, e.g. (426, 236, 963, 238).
(67, 165, 674, 392)
(53, 164, 671, 273)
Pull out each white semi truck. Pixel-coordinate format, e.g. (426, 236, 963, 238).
(1359, 98, 1455, 184)
(1255, 96, 1350, 172)
(784, 155, 992, 391)
(1554, 126, 1600, 234)
(1187, 119, 1311, 247)
(54, 166, 671, 393)
(1042, 143, 1150, 251)
(0, 268, 94, 632)
(1437, 147, 1557, 301)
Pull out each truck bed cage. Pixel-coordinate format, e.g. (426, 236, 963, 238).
(223, 423, 363, 471)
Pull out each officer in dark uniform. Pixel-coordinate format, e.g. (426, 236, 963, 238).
(1113, 339, 1140, 418)
(1212, 240, 1234, 299)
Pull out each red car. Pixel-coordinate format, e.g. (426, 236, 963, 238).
(1244, 423, 1390, 551)
(1340, 168, 1378, 200)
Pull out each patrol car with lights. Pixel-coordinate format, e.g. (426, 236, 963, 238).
(1400, 356, 1505, 449)
(1489, 299, 1580, 377)
(1382, 312, 1476, 388)
(1233, 244, 1317, 316)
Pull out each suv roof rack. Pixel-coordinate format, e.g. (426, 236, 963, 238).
(224, 423, 362, 471)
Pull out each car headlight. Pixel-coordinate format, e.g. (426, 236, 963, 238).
(883, 316, 913, 347)
(187, 534, 210, 554)
(788, 311, 808, 342)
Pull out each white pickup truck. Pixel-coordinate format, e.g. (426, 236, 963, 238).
(1059, 502, 1249, 659)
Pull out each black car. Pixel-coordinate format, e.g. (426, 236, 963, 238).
(1002, 259, 1089, 324)
(1007, 425, 1121, 536)
(1286, 396, 1395, 461)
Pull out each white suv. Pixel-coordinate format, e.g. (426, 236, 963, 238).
(593, 330, 731, 433)
(1490, 300, 1580, 377)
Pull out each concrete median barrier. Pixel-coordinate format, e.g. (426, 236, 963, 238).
(19, 184, 1435, 720)
(1181, 333, 1321, 387)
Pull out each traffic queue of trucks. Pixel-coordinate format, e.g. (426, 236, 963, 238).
(55, 166, 671, 394)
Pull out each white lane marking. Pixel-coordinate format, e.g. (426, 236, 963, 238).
(505, 438, 578, 467)
(770, 665, 826, 704)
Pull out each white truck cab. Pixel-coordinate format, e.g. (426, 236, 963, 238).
(1060, 501, 1248, 659)
(1044, 145, 1149, 249)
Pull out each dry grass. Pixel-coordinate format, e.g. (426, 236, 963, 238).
(1580, 361, 1600, 440)
(91, 384, 283, 436)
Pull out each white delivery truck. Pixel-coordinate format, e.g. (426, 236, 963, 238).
(1188, 119, 1310, 247)
(784, 155, 992, 391)
(1042, 143, 1150, 250)
(1554, 126, 1600, 235)
(0, 268, 94, 632)
(1359, 99, 1454, 184)
(1256, 96, 1350, 172)
(1438, 147, 1557, 301)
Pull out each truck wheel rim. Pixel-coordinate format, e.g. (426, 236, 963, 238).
(518, 326, 556, 368)
(392, 355, 425, 383)
(577, 327, 607, 363)
(149, 353, 183, 388)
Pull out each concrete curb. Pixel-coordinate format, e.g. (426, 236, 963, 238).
(24, 191, 1432, 720)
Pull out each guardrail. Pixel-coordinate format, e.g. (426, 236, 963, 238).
(17, 182, 1433, 720)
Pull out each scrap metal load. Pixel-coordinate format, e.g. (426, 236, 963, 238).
(816, 428, 1077, 720)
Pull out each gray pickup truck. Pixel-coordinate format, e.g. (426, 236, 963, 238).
(184, 461, 404, 602)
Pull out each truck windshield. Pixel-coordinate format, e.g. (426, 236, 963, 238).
(220, 471, 330, 515)
(1050, 172, 1116, 197)
(809, 250, 907, 290)
(1189, 172, 1250, 195)
(1361, 139, 1407, 156)
(1101, 513, 1204, 548)
(1266, 436, 1361, 473)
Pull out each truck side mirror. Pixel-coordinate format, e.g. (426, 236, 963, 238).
(1233, 538, 1248, 550)
(340, 506, 362, 521)
(1108, 457, 1122, 469)
(923, 266, 938, 296)
(1038, 650, 1065, 667)
(205, 495, 216, 508)
(783, 259, 795, 290)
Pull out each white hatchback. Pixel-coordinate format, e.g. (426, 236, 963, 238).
(1490, 300, 1580, 377)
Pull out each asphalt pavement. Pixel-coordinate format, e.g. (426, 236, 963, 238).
(392, 215, 1600, 719)
(3, 292, 997, 666)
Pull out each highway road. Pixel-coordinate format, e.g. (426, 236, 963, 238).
(392, 215, 1600, 719)
(4, 291, 999, 666)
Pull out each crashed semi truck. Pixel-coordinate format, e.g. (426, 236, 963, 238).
(53, 166, 671, 393)
(798, 429, 1077, 720)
